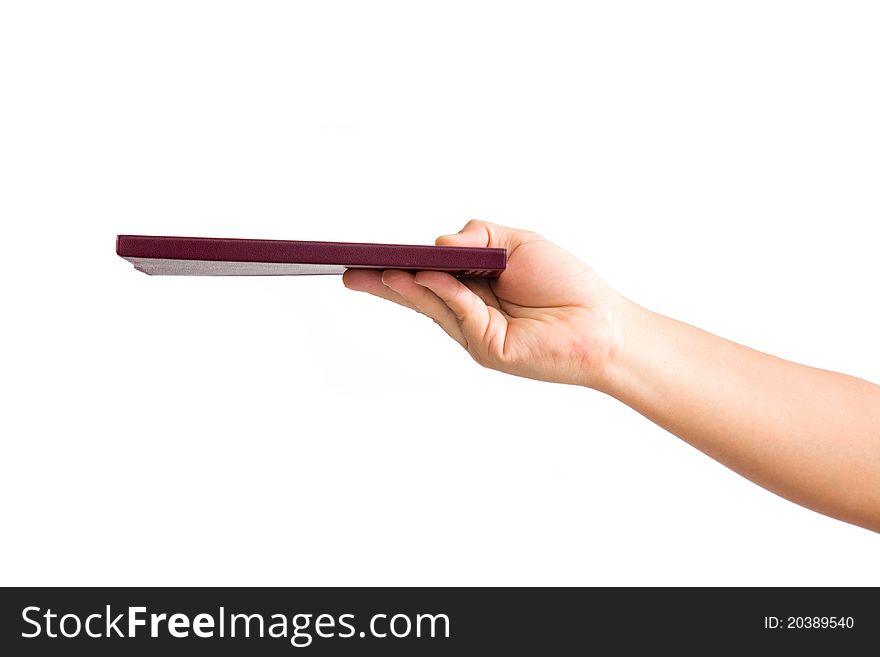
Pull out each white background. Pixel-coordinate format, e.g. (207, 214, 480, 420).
(1, 1, 878, 586)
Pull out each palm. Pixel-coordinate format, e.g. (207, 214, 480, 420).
(465, 237, 617, 385)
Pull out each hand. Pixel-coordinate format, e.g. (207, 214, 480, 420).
(342, 220, 624, 388)
(344, 220, 880, 531)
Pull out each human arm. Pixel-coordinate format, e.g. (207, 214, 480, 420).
(342, 220, 880, 531)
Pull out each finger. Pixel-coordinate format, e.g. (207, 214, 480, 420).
(461, 277, 502, 310)
(342, 268, 416, 311)
(413, 270, 496, 350)
(381, 270, 466, 347)
(434, 218, 541, 252)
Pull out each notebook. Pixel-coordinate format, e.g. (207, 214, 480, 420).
(117, 235, 507, 277)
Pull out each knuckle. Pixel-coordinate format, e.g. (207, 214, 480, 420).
(468, 346, 490, 368)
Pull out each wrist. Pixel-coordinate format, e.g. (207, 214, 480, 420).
(588, 293, 653, 396)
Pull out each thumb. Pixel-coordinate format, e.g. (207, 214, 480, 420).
(435, 219, 537, 251)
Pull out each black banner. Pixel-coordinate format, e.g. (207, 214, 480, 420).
(1, 587, 876, 654)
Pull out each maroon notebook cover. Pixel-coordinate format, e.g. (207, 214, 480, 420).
(116, 235, 507, 277)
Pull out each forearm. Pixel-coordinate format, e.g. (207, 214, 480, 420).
(598, 297, 880, 532)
